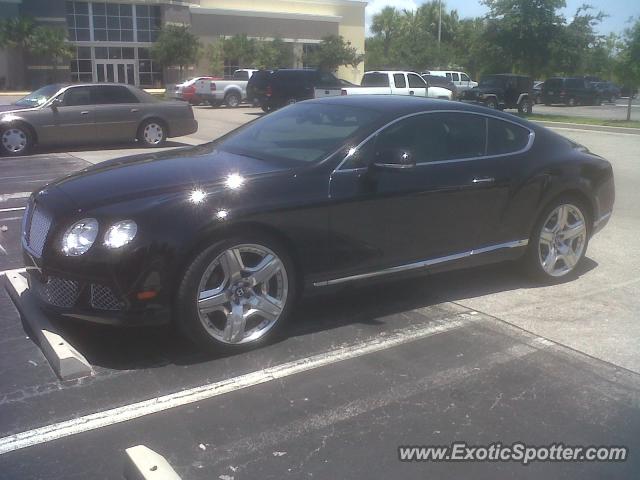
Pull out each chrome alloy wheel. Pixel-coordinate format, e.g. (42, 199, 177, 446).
(196, 244, 288, 344)
(538, 204, 587, 277)
(2, 128, 27, 153)
(143, 123, 164, 145)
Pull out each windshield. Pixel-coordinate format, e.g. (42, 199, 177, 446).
(479, 76, 502, 88)
(218, 103, 383, 164)
(15, 85, 63, 107)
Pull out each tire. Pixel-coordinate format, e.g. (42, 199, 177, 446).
(286, 98, 297, 106)
(567, 97, 577, 107)
(261, 104, 271, 113)
(0, 124, 34, 156)
(518, 98, 533, 114)
(485, 98, 498, 109)
(523, 196, 590, 283)
(176, 233, 297, 352)
(225, 92, 241, 108)
(138, 119, 167, 147)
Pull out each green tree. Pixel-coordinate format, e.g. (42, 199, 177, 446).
(28, 26, 74, 78)
(151, 24, 201, 81)
(303, 35, 362, 72)
(615, 18, 640, 120)
(370, 6, 402, 57)
(254, 37, 292, 69)
(204, 40, 225, 77)
(0, 16, 35, 50)
(223, 34, 257, 68)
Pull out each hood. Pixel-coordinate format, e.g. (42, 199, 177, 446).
(0, 104, 31, 113)
(50, 143, 291, 210)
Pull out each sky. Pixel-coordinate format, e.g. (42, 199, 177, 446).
(365, 0, 640, 37)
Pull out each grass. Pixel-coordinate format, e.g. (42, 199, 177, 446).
(520, 113, 640, 129)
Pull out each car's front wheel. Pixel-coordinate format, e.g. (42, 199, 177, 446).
(0, 124, 33, 156)
(177, 234, 297, 351)
(138, 119, 167, 147)
(518, 98, 533, 114)
(525, 198, 590, 282)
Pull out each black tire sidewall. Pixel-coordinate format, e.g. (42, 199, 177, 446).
(524, 196, 591, 283)
(176, 233, 297, 352)
(0, 124, 33, 156)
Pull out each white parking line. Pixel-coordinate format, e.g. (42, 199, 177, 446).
(0, 192, 31, 202)
(0, 314, 476, 455)
(0, 207, 26, 213)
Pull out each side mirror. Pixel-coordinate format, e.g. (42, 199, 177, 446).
(50, 97, 63, 110)
(373, 148, 416, 170)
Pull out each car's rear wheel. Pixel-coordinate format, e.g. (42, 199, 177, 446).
(261, 104, 272, 113)
(177, 234, 297, 351)
(567, 97, 577, 107)
(225, 92, 241, 108)
(525, 198, 590, 282)
(138, 119, 167, 147)
(485, 98, 498, 109)
(0, 124, 33, 156)
(518, 98, 533, 114)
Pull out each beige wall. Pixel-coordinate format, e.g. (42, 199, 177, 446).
(193, 0, 366, 83)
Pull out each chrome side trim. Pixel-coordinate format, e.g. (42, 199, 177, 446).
(333, 109, 536, 173)
(313, 239, 529, 287)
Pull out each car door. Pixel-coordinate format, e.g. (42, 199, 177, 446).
(451, 72, 461, 89)
(459, 73, 472, 91)
(391, 73, 409, 95)
(91, 85, 143, 142)
(327, 112, 515, 278)
(36, 86, 96, 145)
(407, 73, 428, 97)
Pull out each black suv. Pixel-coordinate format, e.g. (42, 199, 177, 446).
(257, 69, 342, 112)
(541, 77, 601, 106)
(459, 74, 533, 113)
(246, 69, 273, 106)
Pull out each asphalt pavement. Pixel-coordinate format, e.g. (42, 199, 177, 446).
(0, 107, 639, 479)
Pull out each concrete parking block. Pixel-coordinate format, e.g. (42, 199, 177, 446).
(124, 445, 182, 480)
(3, 271, 93, 381)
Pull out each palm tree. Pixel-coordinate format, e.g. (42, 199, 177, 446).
(371, 7, 401, 57)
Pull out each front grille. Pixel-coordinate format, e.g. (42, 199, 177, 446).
(33, 276, 80, 308)
(27, 205, 52, 257)
(90, 284, 124, 311)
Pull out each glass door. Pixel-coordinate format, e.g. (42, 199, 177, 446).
(95, 62, 136, 85)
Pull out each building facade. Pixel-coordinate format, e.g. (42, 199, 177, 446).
(0, 0, 366, 90)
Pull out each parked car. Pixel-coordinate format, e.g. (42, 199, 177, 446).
(592, 81, 621, 103)
(427, 70, 478, 92)
(257, 69, 343, 112)
(541, 77, 601, 106)
(421, 74, 457, 98)
(22, 96, 614, 351)
(532, 81, 544, 104)
(0, 83, 198, 156)
(194, 69, 258, 108)
(327, 71, 453, 100)
(459, 74, 533, 113)
(246, 69, 273, 106)
(171, 76, 219, 105)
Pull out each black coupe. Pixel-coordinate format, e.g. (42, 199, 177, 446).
(22, 96, 615, 350)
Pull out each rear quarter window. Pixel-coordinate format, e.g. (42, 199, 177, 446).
(487, 118, 531, 155)
(362, 73, 389, 87)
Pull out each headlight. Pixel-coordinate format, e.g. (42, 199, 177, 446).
(61, 218, 99, 256)
(104, 220, 137, 249)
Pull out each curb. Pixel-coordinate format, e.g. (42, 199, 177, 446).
(124, 445, 182, 480)
(4, 271, 93, 381)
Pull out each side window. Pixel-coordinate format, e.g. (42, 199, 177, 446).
(393, 74, 406, 88)
(461, 73, 470, 82)
(63, 87, 92, 106)
(233, 71, 248, 80)
(92, 86, 139, 104)
(452, 73, 460, 82)
(487, 118, 531, 155)
(445, 72, 452, 79)
(319, 72, 338, 87)
(373, 113, 486, 164)
(407, 74, 426, 88)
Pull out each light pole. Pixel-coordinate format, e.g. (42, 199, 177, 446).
(438, 0, 442, 46)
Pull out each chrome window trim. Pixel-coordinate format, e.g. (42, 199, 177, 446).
(313, 239, 529, 287)
(333, 109, 535, 173)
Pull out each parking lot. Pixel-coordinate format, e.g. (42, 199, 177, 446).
(1, 105, 639, 479)
(534, 97, 640, 120)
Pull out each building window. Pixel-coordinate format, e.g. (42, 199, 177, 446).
(138, 48, 162, 87)
(92, 2, 134, 42)
(135, 5, 161, 43)
(70, 46, 93, 82)
(66, 1, 90, 41)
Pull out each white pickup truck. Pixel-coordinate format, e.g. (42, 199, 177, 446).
(194, 69, 258, 107)
(315, 71, 453, 100)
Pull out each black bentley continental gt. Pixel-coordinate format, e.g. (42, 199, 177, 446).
(22, 96, 614, 350)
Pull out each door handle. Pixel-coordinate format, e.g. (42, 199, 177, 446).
(130, 108, 139, 113)
(409, 90, 415, 95)
(80, 111, 90, 115)
(472, 177, 495, 184)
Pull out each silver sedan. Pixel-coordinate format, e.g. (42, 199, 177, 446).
(0, 83, 198, 156)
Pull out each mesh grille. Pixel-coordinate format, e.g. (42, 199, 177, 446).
(91, 284, 124, 311)
(33, 277, 80, 308)
(27, 206, 52, 257)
